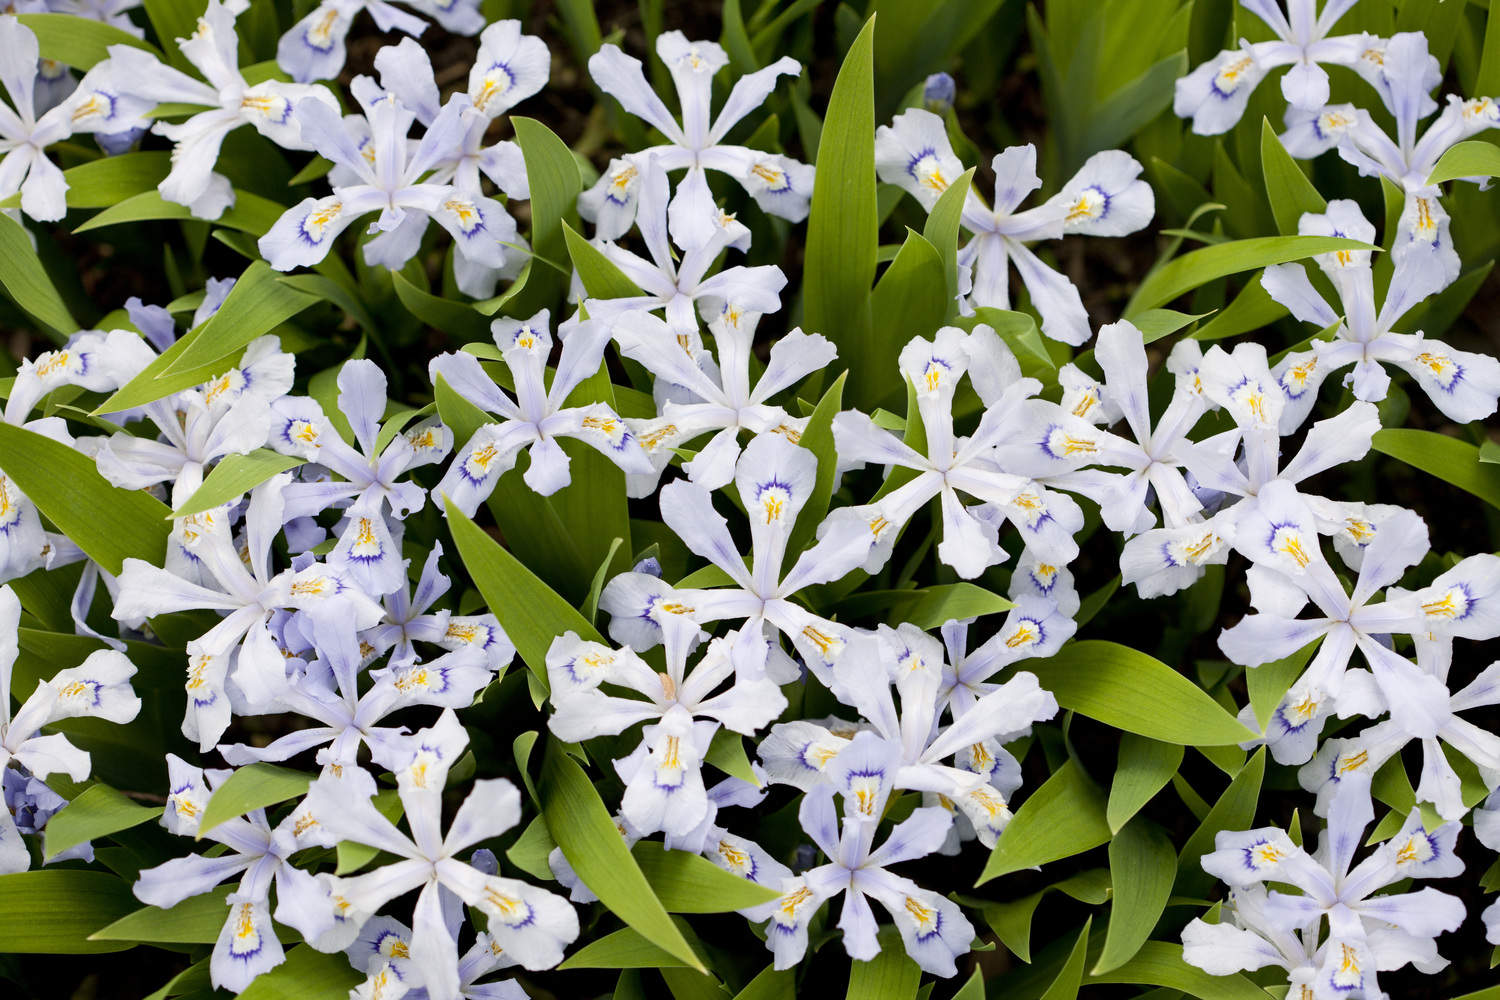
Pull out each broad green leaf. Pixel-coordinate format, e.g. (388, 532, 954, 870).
(1260, 118, 1326, 236)
(166, 261, 318, 374)
(0, 870, 138, 953)
(236, 944, 362, 1000)
(171, 450, 305, 519)
(1246, 640, 1317, 731)
(43, 783, 158, 861)
(564, 221, 642, 299)
(445, 486, 605, 688)
(141, 958, 211, 1000)
(804, 17, 877, 392)
(15, 13, 157, 69)
(0, 213, 78, 337)
(0, 153, 170, 211)
(1191, 273, 1288, 341)
(923, 168, 975, 321)
(867, 227, 948, 409)
(557, 926, 697, 970)
(1088, 942, 1271, 1000)
(391, 269, 492, 343)
(141, 0, 202, 73)
(846, 925, 920, 999)
(499, 117, 581, 317)
(1029, 641, 1257, 746)
(1039, 918, 1091, 1000)
(979, 759, 1111, 883)
(965, 307, 1057, 381)
(539, 740, 706, 971)
(951, 969, 985, 1000)
(0, 421, 171, 575)
(704, 727, 760, 787)
(278, 273, 377, 334)
(838, 583, 1014, 630)
(1175, 748, 1266, 898)
(1107, 734, 1184, 834)
(197, 763, 313, 837)
(1373, 428, 1500, 510)
(74, 189, 286, 236)
(631, 843, 779, 912)
(972, 869, 1110, 964)
(91, 886, 290, 945)
(784, 371, 847, 563)
(1094, 821, 1175, 974)
(1427, 139, 1500, 185)
(1126, 236, 1373, 315)
(733, 965, 794, 1000)
(506, 816, 557, 880)
(583, 536, 626, 625)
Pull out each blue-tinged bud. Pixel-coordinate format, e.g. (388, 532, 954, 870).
(923, 72, 956, 115)
(633, 557, 663, 579)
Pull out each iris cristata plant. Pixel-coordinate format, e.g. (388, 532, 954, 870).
(875, 109, 1153, 341)
(432, 310, 652, 511)
(581, 32, 810, 242)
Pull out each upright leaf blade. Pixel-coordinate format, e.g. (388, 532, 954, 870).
(0, 213, 78, 338)
(1094, 820, 1175, 974)
(1107, 734, 1184, 834)
(978, 759, 1111, 884)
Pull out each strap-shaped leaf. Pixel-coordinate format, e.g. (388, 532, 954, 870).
(0, 421, 171, 575)
(783, 371, 847, 567)
(1429, 139, 1500, 185)
(1126, 236, 1373, 315)
(0, 213, 78, 338)
(1094, 820, 1175, 974)
(171, 450, 305, 519)
(1260, 118, 1327, 236)
(1028, 641, 1257, 746)
(1106, 734, 1183, 834)
(498, 117, 580, 317)
(196, 762, 313, 838)
(845, 925, 920, 999)
(968, 869, 1110, 963)
(0, 153, 170, 212)
(804, 16, 877, 387)
(1373, 428, 1500, 510)
(631, 843, 779, 912)
(15, 12, 158, 68)
(978, 759, 1111, 884)
(556, 925, 699, 970)
(1174, 748, 1266, 898)
(0, 870, 138, 953)
(391, 269, 491, 343)
(43, 783, 158, 861)
(1040, 917, 1091, 1000)
(835, 582, 1014, 630)
(564, 221, 642, 299)
(539, 739, 706, 971)
(74, 189, 286, 236)
(445, 496, 604, 688)
(1087, 942, 1272, 1000)
(866, 227, 947, 410)
(92, 885, 294, 944)
(235, 944, 363, 1000)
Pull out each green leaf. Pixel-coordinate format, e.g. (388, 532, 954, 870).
(1126, 236, 1374, 315)
(499, 117, 581, 317)
(42, 783, 158, 862)
(236, 944, 362, 1000)
(539, 739, 706, 971)
(165, 261, 318, 374)
(866, 227, 948, 409)
(506, 816, 557, 880)
(1246, 640, 1317, 732)
(445, 491, 604, 689)
(1372, 428, 1500, 510)
(196, 763, 313, 838)
(804, 17, 877, 395)
(391, 269, 492, 343)
(704, 727, 760, 787)
(564, 221, 642, 299)
(92, 886, 299, 945)
(74, 189, 286, 236)
(978, 759, 1111, 884)
(0, 421, 171, 575)
(15, 13, 158, 69)
(631, 843, 779, 912)
(1260, 118, 1326, 236)
(923, 167, 975, 321)
(972, 869, 1110, 963)
(837, 583, 1014, 630)
(557, 925, 698, 970)
(1039, 918, 1091, 1000)
(845, 925, 920, 999)
(1094, 821, 1175, 974)
(1427, 139, 1500, 185)
(1175, 748, 1266, 898)
(1087, 942, 1271, 1000)
(965, 307, 1057, 382)
(1107, 734, 1184, 834)
(141, 958, 211, 1000)
(1191, 273, 1288, 342)
(951, 968, 985, 1000)
(0, 213, 78, 338)
(171, 450, 305, 519)
(733, 965, 795, 1000)
(784, 371, 847, 564)
(1029, 641, 1257, 746)
(0, 152, 171, 212)
(0, 870, 138, 953)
